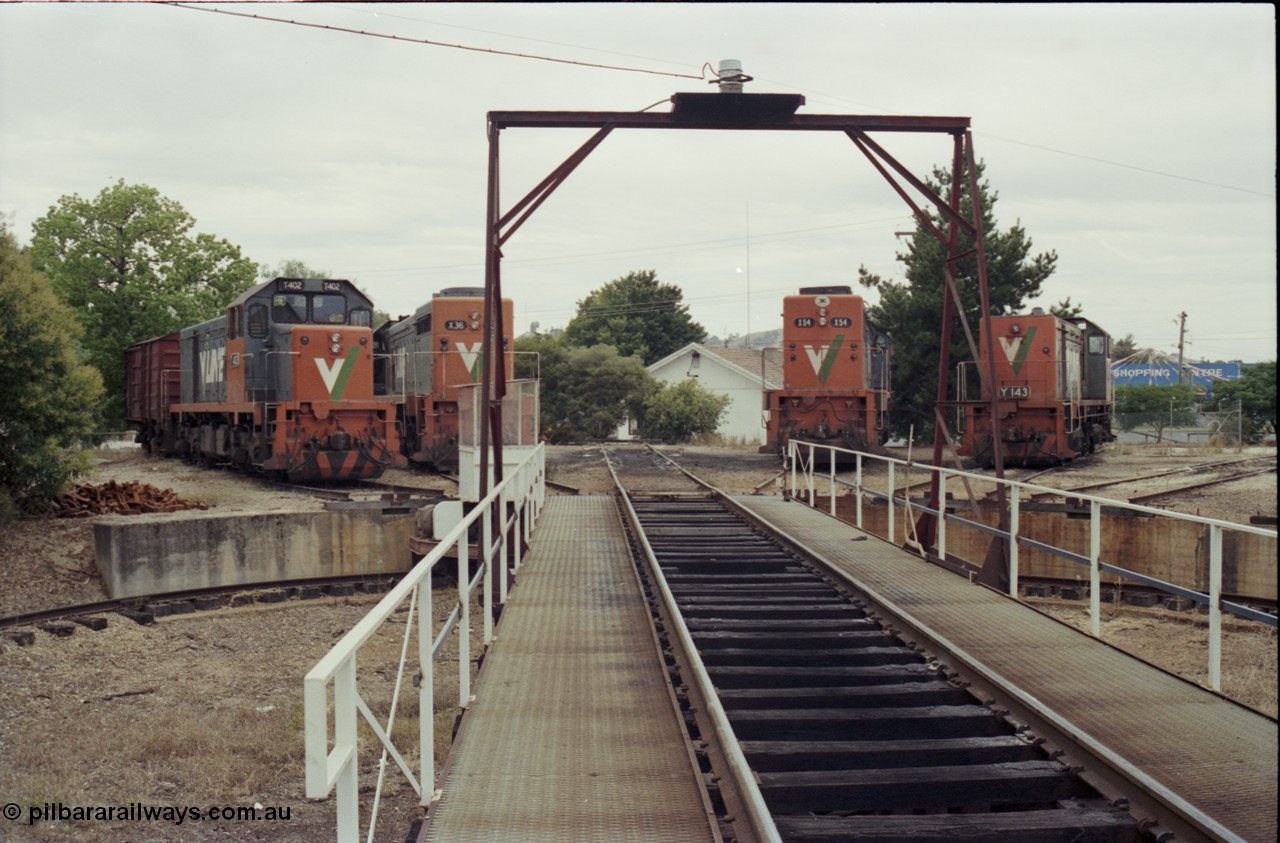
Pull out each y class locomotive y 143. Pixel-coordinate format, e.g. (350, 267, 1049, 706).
(125, 277, 406, 481)
(957, 308, 1114, 467)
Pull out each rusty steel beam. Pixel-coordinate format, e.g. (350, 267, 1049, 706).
(489, 111, 970, 133)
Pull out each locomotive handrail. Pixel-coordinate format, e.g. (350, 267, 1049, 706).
(788, 439, 1277, 694)
(304, 443, 546, 843)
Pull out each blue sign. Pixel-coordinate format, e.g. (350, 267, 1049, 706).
(1111, 361, 1248, 393)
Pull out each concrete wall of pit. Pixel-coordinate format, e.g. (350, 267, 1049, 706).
(94, 508, 416, 599)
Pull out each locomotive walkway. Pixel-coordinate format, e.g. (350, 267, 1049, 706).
(415, 495, 1277, 842)
(418, 496, 717, 843)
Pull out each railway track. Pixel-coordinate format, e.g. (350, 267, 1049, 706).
(604, 444, 1153, 843)
(0, 573, 402, 638)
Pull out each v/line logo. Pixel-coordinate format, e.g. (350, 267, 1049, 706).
(803, 334, 846, 385)
(314, 348, 361, 400)
(997, 326, 1038, 375)
(456, 341, 484, 382)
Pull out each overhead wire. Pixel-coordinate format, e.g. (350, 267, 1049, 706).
(164, 3, 707, 80)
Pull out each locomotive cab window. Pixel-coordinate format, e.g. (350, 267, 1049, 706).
(312, 294, 346, 324)
(272, 294, 307, 324)
(247, 304, 268, 337)
(1088, 335, 1106, 356)
(349, 308, 372, 327)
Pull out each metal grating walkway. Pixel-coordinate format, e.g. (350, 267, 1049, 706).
(731, 495, 1278, 843)
(420, 496, 717, 843)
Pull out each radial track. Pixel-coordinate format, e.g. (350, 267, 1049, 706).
(609, 446, 1141, 842)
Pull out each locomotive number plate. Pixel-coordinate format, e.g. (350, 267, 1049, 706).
(999, 385, 1031, 400)
(277, 279, 305, 292)
(444, 320, 467, 331)
(322, 281, 343, 292)
(794, 317, 815, 328)
(830, 317, 852, 328)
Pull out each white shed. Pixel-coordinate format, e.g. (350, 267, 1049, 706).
(619, 343, 782, 445)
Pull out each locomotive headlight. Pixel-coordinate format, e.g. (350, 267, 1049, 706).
(470, 321, 479, 329)
(819, 317, 827, 326)
(299, 336, 310, 345)
(330, 332, 341, 343)
(330, 343, 341, 354)
(819, 308, 827, 316)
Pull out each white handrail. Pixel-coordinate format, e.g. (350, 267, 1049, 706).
(787, 439, 1277, 692)
(304, 443, 546, 843)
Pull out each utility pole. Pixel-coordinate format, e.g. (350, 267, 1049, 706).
(1175, 311, 1188, 385)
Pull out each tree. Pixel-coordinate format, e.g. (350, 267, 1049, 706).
(0, 226, 104, 521)
(1113, 384, 1198, 442)
(1110, 333, 1138, 361)
(562, 270, 707, 365)
(1049, 297, 1084, 318)
(258, 258, 330, 281)
(30, 180, 257, 424)
(1212, 362, 1276, 442)
(642, 379, 731, 444)
(858, 159, 1058, 442)
(536, 344, 657, 443)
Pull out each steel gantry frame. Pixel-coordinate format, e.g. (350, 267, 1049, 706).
(478, 92, 1012, 585)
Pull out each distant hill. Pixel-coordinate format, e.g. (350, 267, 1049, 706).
(702, 328, 782, 350)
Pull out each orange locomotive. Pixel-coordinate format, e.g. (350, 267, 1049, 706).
(374, 288, 515, 470)
(763, 286, 891, 459)
(125, 278, 405, 482)
(957, 309, 1113, 467)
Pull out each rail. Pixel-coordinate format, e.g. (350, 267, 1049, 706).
(787, 440, 1278, 693)
(304, 443, 546, 843)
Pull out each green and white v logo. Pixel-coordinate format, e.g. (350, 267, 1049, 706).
(997, 326, 1037, 375)
(315, 348, 360, 400)
(803, 334, 846, 385)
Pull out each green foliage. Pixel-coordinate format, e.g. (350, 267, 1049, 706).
(1049, 297, 1084, 318)
(562, 270, 706, 365)
(30, 179, 257, 424)
(258, 258, 329, 281)
(0, 226, 105, 520)
(1113, 384, 1198, 440)
(858, 159, 1058, 442)
(1110, 333, 1138, 360)
(534, 344, 657, 443)
(514, 332, 567, 382)
(642, 379, 731, 444)
(1212, 362, 1276, 441)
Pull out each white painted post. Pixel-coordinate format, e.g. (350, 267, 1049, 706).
(482, 500, 494, 646)
(335, 656, 359, 843)
(887, 462, 896, 545)
(938, 473, 948, 564)
(789, 441, 797, 499)
(855, 454, 863, 529)
(419, 579, 434, 806)
(806, 444, 816, 507)
(1209, 525, 1223, 691)
(1090, 500, 1102, 637)
(1008, 485, 1019, 598)
(457, 531, 470, 705)
(498, 488, 510, 601)
(829, 452, 837, 516)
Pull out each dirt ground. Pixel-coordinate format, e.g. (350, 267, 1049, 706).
(0, 441, 1274, 842)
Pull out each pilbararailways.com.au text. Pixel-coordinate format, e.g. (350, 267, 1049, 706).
(13, 801, 291, 826)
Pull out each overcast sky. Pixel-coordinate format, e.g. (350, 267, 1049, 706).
(2, 2, 1274, 362)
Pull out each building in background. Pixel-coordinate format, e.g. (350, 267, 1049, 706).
(617, 343, 782, 444)
(1111, 349, 1251, 396)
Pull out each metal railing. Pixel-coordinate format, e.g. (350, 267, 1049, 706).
(304, 443, 546, 843)
(787, 440, 1277, 693)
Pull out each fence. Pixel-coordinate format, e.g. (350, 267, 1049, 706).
(304, 444, 546, 843)
(787, 440, 1277, 693)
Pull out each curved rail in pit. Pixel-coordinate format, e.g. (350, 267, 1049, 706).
(604, 443, 1247, 843)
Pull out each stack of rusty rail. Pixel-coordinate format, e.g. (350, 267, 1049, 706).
(55, 480, 208, 517)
